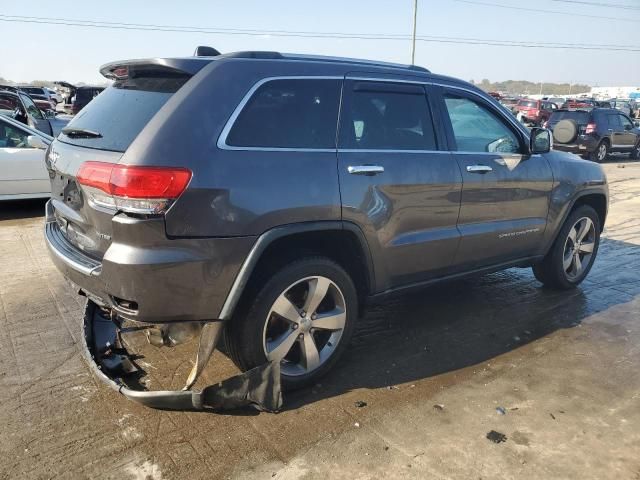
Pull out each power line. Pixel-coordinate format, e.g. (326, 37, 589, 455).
(0, 15, 639, 52)
(452, 0, 640, 21)
(548, 0, 640, 11)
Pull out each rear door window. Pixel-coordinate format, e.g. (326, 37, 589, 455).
(338, 81, 437, 150)
(58, 74, 189, 152)
(225, 79, 341, 149)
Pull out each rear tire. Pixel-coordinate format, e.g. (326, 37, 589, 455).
(532, 205, 600, 289)
(225, 257, 357, 391)
(589, 140, 608, 162)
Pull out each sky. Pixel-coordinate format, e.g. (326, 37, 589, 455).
(1, 0, 639, 86)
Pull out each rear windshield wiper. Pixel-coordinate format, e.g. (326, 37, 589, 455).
(61, 127, 103, 139)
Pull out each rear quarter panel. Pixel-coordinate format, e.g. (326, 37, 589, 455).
(124, 60, 347, 237)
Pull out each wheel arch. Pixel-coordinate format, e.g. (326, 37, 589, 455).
(571, 192, 607, 232)
(218, 221, 375, 320)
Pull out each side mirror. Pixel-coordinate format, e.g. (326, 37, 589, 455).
(27, 135, 48, 150)
(530, 127, 551, 154)
(634, 121, 640, 128)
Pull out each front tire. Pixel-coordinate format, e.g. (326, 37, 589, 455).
(532, 205, 600, 289)
(630, 141, 640, 160)
(225, 257, 357, 391)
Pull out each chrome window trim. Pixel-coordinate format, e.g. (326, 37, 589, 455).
(217, 74, 531, 153)
(337, 149, 444, 154)
(346, 76, 429, 86)
(217, 75, 343, 152)
(453, 151, 525, 156)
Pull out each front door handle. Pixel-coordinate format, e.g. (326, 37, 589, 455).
(466, 165, 493, 174)
(347, 165, 385, 175)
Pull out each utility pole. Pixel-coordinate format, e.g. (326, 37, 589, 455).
(411, 0, 418, 65)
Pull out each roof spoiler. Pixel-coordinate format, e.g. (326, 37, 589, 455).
(100, 57, 215, 80)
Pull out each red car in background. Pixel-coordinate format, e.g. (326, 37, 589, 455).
(515, 99, 558, 126)
(562, 98, 596, 109)
(30, 94, 56, 113)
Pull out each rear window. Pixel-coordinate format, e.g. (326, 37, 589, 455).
(75, 88, 102, 102)
(518, 100, 537, 107)
(549, 111, 590, 124)
(226, 79, 341, 149)
(58, 73, 189, 152)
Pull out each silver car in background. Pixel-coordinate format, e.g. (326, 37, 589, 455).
(0, 114, 51, 200)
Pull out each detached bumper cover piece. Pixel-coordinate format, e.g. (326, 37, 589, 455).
(82, 300, 282, 412)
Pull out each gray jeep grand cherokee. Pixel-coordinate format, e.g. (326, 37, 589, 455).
(44, 50, 608, 411)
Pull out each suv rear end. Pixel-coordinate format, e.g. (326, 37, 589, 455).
(548, 109, 600, 158)
(515, 99, 541, 123)
(45, 59, 255, 324)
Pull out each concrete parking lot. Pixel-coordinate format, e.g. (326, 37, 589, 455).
(1, 159, 639, 480)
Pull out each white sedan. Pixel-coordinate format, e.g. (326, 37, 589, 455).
(0, 114, 52, 200)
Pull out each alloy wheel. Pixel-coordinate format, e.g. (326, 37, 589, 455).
(562, 217, 596, 280)
(597, 143, 607, 162)
(262, 276, 346, 376)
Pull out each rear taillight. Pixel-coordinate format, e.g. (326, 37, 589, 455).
(77, 162, 192, 214)
(585, 122, 596, 134)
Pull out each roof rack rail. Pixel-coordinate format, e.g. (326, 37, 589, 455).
(218, 51, 429, 72)
(281, 53, 430, 72)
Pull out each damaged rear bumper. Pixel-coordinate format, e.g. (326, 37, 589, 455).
(82, 300, 282, 412)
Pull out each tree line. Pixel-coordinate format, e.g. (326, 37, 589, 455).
(471, 79, 591, 95)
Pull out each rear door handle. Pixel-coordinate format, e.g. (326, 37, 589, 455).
(347, 165, 385, 175)
(466, 165, 493, 174)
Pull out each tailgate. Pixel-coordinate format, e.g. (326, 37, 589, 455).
(47, 140, 123, 260)
(47, 61, 197, 259)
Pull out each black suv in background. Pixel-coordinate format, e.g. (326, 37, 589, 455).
(549, 108, 640, 162)
(44, 51, 608, 411)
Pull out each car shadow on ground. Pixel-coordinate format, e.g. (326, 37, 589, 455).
(282, 237, 640, 410)
(0, 199, 47, 221)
